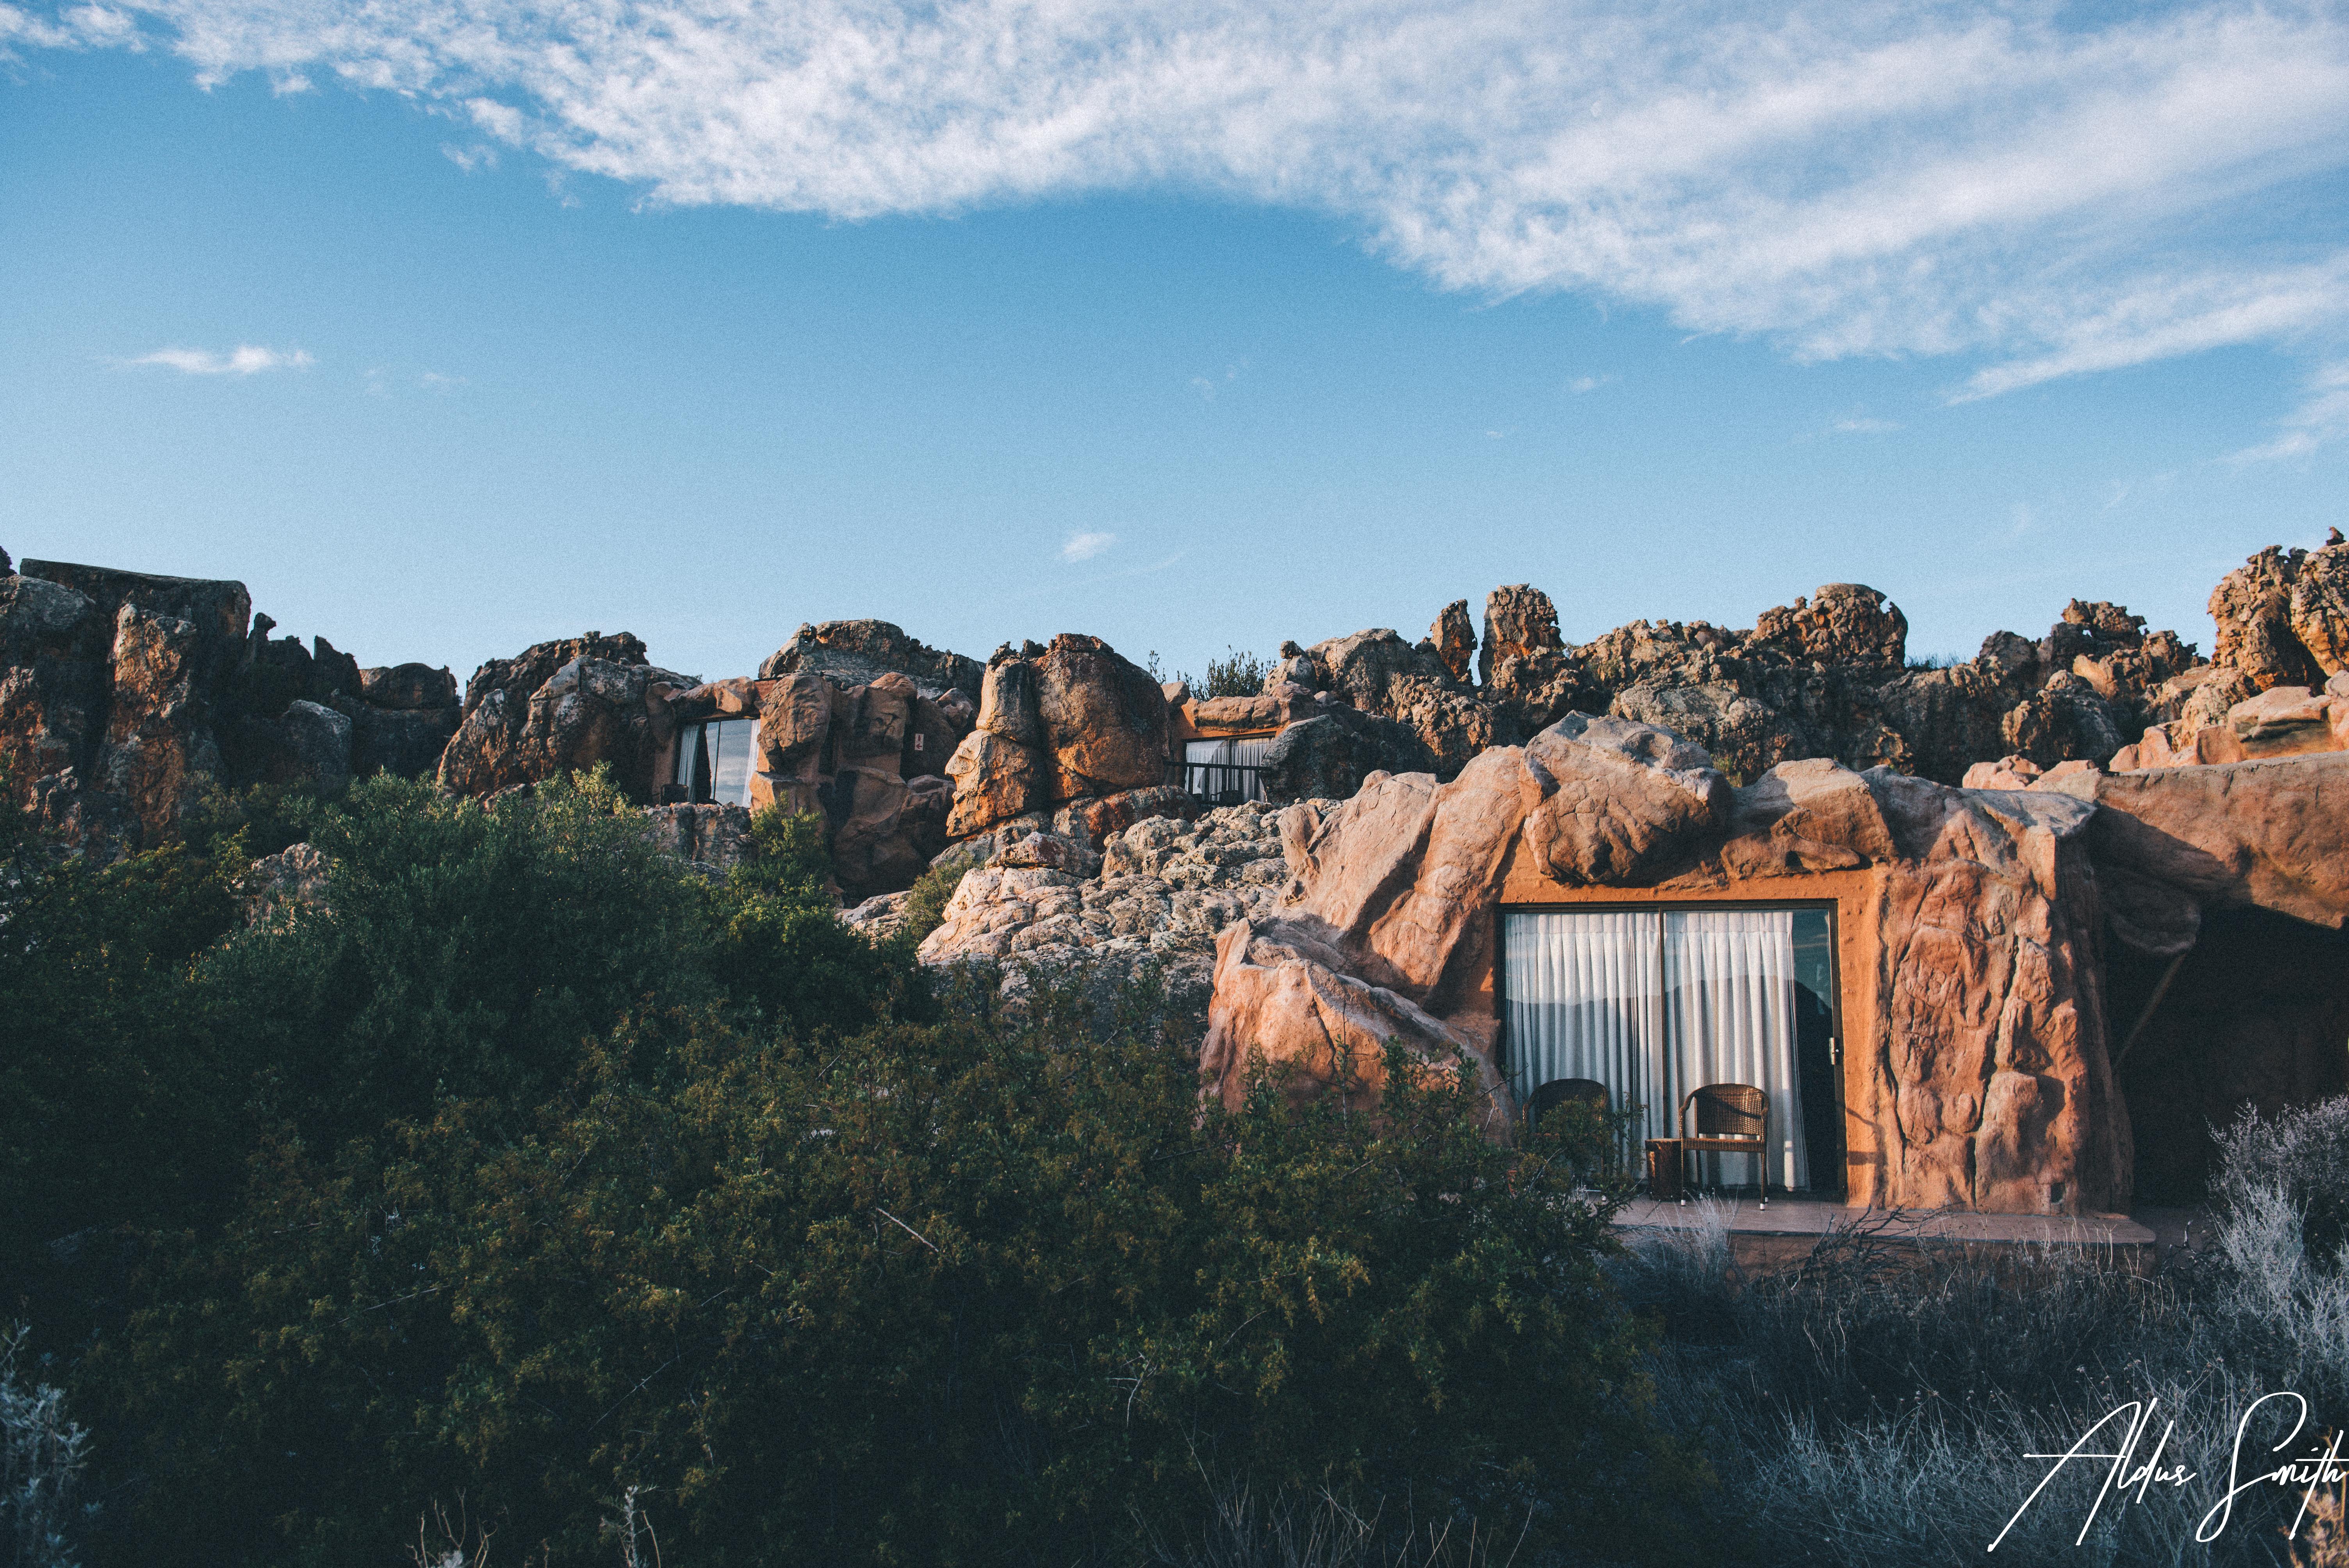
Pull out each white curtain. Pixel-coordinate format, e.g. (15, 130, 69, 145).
(1666, 910, 1805, 1191)
(1185, 735, 1276, 802)
(1502, 908, 1810, 1191)
(1502, 912, 1663, 1140)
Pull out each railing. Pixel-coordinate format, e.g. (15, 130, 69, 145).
(1171, 759, 1266, 806)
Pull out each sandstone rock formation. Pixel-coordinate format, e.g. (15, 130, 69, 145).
(1, 558, 458, 852)
(1272, 574, 2213, 796)
(917, 799, 1332, 1010)
(759, 618, 986, 702)
(652, 667, 976, 902)
(1428, 599, 1476, 685)
(1750, 583, 1909, 669)
(1260, 708, 1437, 802)
(2117, 675, 2349, 772)
(2210, 545, 2323, 690)
(438, 633, 696, 800)
(943, 634, 1168, 838)
(1198, 715, 2132, 1211)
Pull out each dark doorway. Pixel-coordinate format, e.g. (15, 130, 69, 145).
(2109, 907, 2349, 1204)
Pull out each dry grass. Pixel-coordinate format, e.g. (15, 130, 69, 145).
(1614, 1096, 2349, 1566)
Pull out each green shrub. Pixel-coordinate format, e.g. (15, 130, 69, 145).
(79, 972, 1694, 1566)
(896, 845, 979, 945)
(1203, 647, 1270, 698)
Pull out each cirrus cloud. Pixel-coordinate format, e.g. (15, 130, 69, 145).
(1061, 531, 1117, 562)
(122, 344, 315, 374)
(23, 0, 2349, 438)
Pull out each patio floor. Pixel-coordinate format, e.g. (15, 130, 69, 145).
(1613, 1192, 2158, 1248)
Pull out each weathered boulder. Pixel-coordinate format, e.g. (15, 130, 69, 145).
(759, 618, 984, 701)
(1479, 583, 1566, 683)
(278, 699, 353, 791)
(1298, 626, 1502, 779)
(438, 634, 695, 800)
(1429, 599, 1476, 685)
(2210, 545, 2322, 690)
(358, 662, 458, 711)
(917, 799, 1325, 1011)
(1522, 714, 1731, 886)
(1750, 583, 1908, 669)
(2288, 538, 2349, 677)
(1260, 708, 1436, 803)
(946, 727, 1048, 837)
(1199, 918, 1507, 1123)
(1480, 585, 1590, 735)
(2114, 678, 2349, 771)
(2000, 672, 2127, 769)
(645, 663, 975, 902)
(2053, 753, 2349, 935)
(943, 635, 1168, 837)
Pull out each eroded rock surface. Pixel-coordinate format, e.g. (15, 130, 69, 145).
(918, 800, 1332, 1010)
(1194, 713, 2205, 1213)
(1, 558, 458, 852)
(439, 634, 697, 800)
(759, 618, 984, 700)
(944, 634, 1168, 837)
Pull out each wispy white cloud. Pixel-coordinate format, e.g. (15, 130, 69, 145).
(420, 370, 466, 390)
(1, 2, 137, 55)
(1832, 416, 1902, 434)
(1061, 530, 1116, 562)
(1567, 374, 1613, 395)
(2228, 361, 2349, 462)
(122, 344, 313, 374)
(26, 0, 2349, 404)
(441, 141, 497, 172)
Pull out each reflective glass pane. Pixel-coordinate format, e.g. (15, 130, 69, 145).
(709, 719, 754, 807)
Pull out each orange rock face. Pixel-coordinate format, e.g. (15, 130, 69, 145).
(945, 635, 1168, 836)
(1203, 713, 2349, 1214)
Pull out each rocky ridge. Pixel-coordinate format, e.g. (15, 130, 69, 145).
(2, 558, 460, 853)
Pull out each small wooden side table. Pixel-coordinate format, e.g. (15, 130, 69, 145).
(1644, 1138, 1684, 1201)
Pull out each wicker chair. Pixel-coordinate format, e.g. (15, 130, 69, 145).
(1679, 1083, 1770, 1205)
(1527, 1077, 1609, 1128)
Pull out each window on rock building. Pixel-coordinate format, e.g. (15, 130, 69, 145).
(675, 718, 757, 808)
(1182, 734, 1276, 805)
(1499, 905, 1845, 1197)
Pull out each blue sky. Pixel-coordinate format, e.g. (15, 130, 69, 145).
(5, 2, 2349, 690)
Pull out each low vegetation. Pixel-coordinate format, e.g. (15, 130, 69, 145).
(1, 773, 1693, 1566)
(1619, 1098, 2349, 1565)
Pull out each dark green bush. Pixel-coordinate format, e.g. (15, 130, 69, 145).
(896, 845, 979, 945)
(83, 975, 1692, 1566)
(8, 775, 1696, 1565)
(1202, 647, 1270, 699)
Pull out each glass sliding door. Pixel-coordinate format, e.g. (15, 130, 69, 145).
(1501, 906, 1838, 1194)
